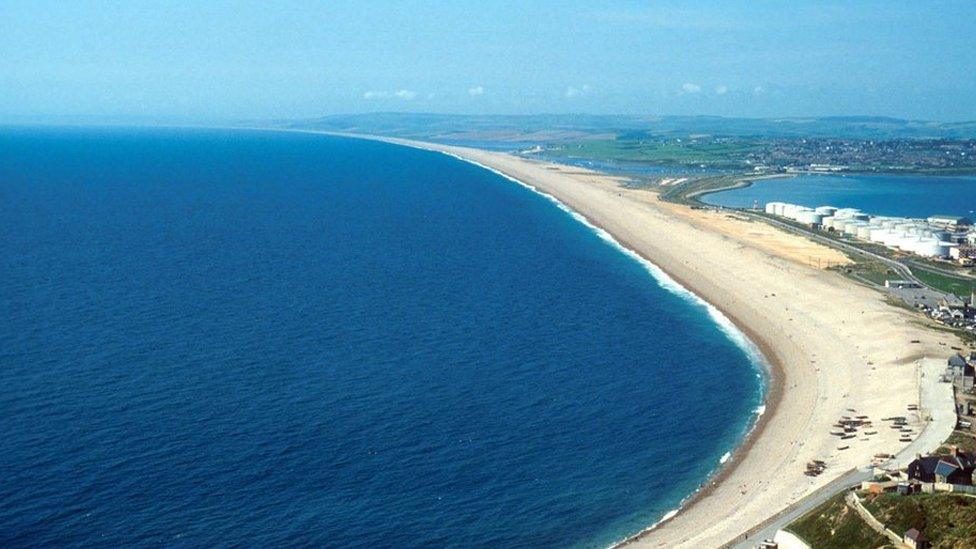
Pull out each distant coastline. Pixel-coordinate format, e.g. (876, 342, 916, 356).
(306, 131, 954, 547)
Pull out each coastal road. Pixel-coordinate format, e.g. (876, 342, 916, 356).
(725, 358, 955, 549)
(723, 468, 871, 549)
(739, 211, 924, 286)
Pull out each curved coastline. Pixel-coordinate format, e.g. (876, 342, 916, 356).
(317, 132, 782, 542)
(248, 128, 955, 547)
(436, 147, 779, 544)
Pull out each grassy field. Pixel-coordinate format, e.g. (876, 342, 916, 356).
(912, 267, 975, 298)
(785, 492, 889, 548)
(547, 138, 757, 168)
(937, 431, 976, 454)
(862, 493, 976, 547)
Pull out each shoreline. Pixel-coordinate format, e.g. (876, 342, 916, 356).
(314, 131, 792, 543)
(432, 144, 783, 545)
(454, 151, 785, 543)
(230, 127, 956, 546)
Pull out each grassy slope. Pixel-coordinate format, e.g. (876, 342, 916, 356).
(862, 493, 976, 548)
(785, 492, 890, 549)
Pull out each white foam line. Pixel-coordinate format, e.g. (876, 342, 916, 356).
(432, 147, 770, 378)
(421, 147, 775, 548)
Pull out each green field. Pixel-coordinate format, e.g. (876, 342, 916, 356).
(912, 268, 975, 297)
(863, 493, 976, 547)
(786, 492, 888, 548)
(547, 138, 757, 168)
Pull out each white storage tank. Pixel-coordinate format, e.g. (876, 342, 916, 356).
(816, 206, 838, 216)
(898, 235, 921, 252)
(764, 202, 777, 214)
(844, 222, 865, 235)
(914, 238, 941, 257)
(856, 225, 873, 240)
(869, 227, 888, 242)
(797, 210, 824, 226)
(936, 242, 956, 258)
(882, 230, 904, 247)
(851, 213, 870, 222)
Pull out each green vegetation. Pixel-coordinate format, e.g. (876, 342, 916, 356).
(785, 492, 889, 549)
(937, 431, 976, 454)
(912, 267, 976, 298)
(862, 493, 976, 547)
(546, 138, 757, 169)
(837, 260, 902, 287)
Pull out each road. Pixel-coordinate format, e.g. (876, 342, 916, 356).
(724, 467, 872, 548)
(741, 211, 921, 285)
(725, 358, 955, 548)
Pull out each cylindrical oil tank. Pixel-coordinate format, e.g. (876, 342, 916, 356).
(797, 211, 824, 226)
(936, 242, 956, 258)
(856, 225, 873, 240)
(898, 235, 921, 252)
(764, 202, 778, 214)
(914, 238, 941, 257)
(881, 230, 904, 247)
(816, 206, 838, 216)
(869, 227, 888, 242)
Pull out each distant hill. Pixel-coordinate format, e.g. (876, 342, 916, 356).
(291, 113, 976, 141)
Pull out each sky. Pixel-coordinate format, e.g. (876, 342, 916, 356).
(1, 1, 975, 122)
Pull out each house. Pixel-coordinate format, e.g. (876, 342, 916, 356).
(940, 295, 967, 313)
(947, 353, 976, 391)
(907, 449, 976, 485)
(895, 482, 921, 495)
(904, 528, 929, 549)
(950, 245, 976, 266)
(885, 279, 921, 289)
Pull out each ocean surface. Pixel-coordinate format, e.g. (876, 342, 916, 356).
(702, 173, 976, 218)
(0, 127, 763, 548)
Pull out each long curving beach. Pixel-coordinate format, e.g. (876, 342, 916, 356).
(320, 133, 961, 547)
(280, 130, 959, 547)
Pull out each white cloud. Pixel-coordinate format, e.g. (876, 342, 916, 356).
(714, 85, 728, 95)
(565, 84, 592, 98)
(362, 89, 417, 100)
(681, 82, 702, 94)
(753, 85, 766, 95)
(468, 85, 485, 96)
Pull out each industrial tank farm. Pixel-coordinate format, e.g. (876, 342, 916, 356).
(763, 202, 970, 259)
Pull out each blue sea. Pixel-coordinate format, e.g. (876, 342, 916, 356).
(0, 127, 763, 548)
(702, 173, 976, 218)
